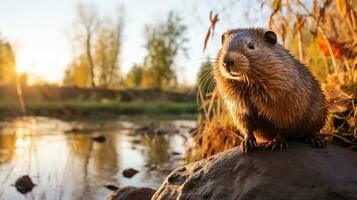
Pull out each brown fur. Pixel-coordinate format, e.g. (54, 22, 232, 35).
(214, 28, 328, 149)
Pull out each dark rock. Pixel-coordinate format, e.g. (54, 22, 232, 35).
(122, 168, 139, 178)
(107, 186, 156, 200)
(153, 143, 357, 200)
(92, 135, 106, 142)
(104, 184, 119, 191)
(188, 127, 197, 135)
(14, 175, 35, 194)
(171, 151, 181, 156)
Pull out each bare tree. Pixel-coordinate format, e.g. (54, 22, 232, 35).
(95, 7, 124, 88)
(76, 3, 98, 88)
(64, 3, 124, 89)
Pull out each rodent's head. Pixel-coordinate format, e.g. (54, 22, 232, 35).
(215, 28, 278, 82)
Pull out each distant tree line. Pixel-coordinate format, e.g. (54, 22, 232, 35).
(62, 3, 190, 91)
(0, 3, 212, 92)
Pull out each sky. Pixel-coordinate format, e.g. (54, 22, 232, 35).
(0, 0, 269, 85)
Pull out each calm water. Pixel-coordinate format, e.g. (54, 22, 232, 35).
(0, 116, 196, 200)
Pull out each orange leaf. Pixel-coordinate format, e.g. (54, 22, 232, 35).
(203, 11, 219, 52)
(203, 27, 211, 52)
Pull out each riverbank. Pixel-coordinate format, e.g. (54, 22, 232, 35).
(0, 101, 198, 118)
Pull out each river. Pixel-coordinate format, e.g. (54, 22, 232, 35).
(0, 116, 196, 200)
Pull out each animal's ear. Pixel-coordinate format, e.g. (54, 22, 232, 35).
(221, 32, 226, 45)
(264, 31, 277, 46)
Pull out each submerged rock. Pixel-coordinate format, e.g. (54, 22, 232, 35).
(122, 168, 139, 178)
(92, 135, 106, 143)
(171, 151, 181, 156)
(153, 143, 357, 200)
(107, 186, 156, 200)
(14, 175, 35, 194)
(104, 184, 119, 191)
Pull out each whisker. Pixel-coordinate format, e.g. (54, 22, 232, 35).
(197, 69, 215, 100)
(202, 75, 215, 94)
(198, 71, 213, 87)
(246, 70, 267, 90)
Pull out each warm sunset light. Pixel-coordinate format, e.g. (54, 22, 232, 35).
(15, 65, 30, 74)
(15, 48, 67, 83)
(1, 1, 265, 86)
(14, 127, 31, 156)
(0, 1, 356, 200)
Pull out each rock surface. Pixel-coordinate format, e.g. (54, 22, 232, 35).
(122, 168, 139, 178)
(14, 175, 36, 194)
(107, 186, 155, 200)
(92, 135, 106, 143)
(104, 184, 119, 191)
(152, 143, 357, 200)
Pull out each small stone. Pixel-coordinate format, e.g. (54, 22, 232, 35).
(188, 128, 197, 134)
(92, 135, 106, 142)
(104, 184, 119, 191)
(123, 168, 139, 178)
(14, 175, 35, 194)
(171, 151, 181, 156)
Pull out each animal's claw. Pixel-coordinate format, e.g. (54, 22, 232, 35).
(265, 137, 288, 151)
(240, 136, 257, 153)
(306, 137, 326, 148)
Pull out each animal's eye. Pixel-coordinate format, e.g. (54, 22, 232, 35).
(248, 42, 255, 49)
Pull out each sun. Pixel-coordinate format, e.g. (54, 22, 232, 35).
(16, 64, 32, 74)
(16, 46, 66, 84)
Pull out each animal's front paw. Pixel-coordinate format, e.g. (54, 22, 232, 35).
(265, 137, 288, 151)
(240, 136, 257, 153)
(306, 136, 326, 148)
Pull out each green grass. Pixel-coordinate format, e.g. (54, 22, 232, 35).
(0, 101, 198, 117)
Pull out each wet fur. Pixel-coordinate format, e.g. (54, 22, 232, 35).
(214, 28, 328, 143)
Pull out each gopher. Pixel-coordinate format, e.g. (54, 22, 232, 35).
(213, 28, 328, 153)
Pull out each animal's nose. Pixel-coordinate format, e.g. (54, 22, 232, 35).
(223, 56, 234, 68)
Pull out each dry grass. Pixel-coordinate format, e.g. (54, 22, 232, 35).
(187, 89, 242, 161)
(187, 115, 238, 161)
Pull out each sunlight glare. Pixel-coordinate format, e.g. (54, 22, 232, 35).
(16, 64, 31, 74)
(15, 127, 32, 156)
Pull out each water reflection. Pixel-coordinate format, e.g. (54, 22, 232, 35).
(0, 116, 195, 200)
(142, 135, 173, 168)
(0, 133, 15, 164)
